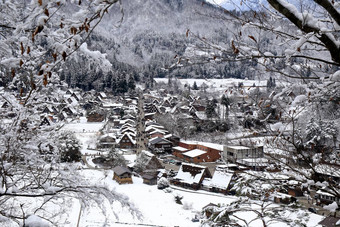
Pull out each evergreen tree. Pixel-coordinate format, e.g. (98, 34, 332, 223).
(58, 133, 81, 162)
(221, 94, 230, 119)
(128, 75, 136, 90)
(205, 99, 217, 119)
(193, 81, 199, 90)
(111, 77, 117, 94)
(117, 75, 128, 94)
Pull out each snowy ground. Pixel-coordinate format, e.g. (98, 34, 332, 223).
(74, 170, 236, 227)
(154, 78, 268, 92)
(59, 116, 325, 227)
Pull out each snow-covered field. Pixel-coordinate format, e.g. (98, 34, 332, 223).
(74, 170, 236, 227)
(155, 78, 268, 92)
(58, 117, 324, 227)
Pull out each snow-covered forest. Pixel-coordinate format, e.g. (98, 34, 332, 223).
(0, 0, 339, 226)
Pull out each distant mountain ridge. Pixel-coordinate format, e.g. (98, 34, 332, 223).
(61, 0, 277, 91)
(98, 0, 229, 67)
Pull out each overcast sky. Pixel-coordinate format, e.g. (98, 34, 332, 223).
(206, 0, 250, 10)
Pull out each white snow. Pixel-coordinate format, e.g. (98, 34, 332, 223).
(202, 170, 233, 190)
(291, 94, 307, 107)
(183, 149, 207, 158)
(25, 215, 49, 227)
(173, 146, 189, 152)
(330, 70, 340, 82)
(174, 163, 207, 185)
(323, 202, 338, 212)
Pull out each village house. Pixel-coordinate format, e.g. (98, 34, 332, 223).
(318, 216, 340, 227)
(148, 137, 173, 153)
(148, 129, 168, 138)
(172, 146, 189, 158)
(202, 168, 235, 194)
(316, 190, 340, 206)
(163, 134, 180, 146)
(141, 172, 158, 185)
(144, 112, 155, 121)
(87, 111, 105, 122)
(236, 158, 269, 171)
(117, 133, 136, 149)
(113, 166, 133, 184)
(173, 141, 222, 163)
(97, 134, 116, 149)
(171, 163, 212, 190)
(223, 145, 264, 163)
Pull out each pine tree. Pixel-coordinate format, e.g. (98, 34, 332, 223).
(128, 75, 136, 90)
(193, 81, 199, 90)
(205, 99, 217, 119)
(221, 94, 230, 119)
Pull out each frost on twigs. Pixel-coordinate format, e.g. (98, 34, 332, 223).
(0, 0, 121, 91)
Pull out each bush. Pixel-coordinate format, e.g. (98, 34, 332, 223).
(58, 132, 82, 162)
(157, 177, 170, 190)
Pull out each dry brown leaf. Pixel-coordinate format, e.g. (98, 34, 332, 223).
(20, 42, 24, 55)
(52, 53, 57, 62)
(248, 35, 257, 43)
(62, 51, 67, 61)
(43, 75, 48, 86)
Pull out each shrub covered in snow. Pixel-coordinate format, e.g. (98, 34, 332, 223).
(157, 177, 170, 190)
(58, 132, 81, 162)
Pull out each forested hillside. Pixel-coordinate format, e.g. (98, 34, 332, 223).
(61, 0, 290, 91)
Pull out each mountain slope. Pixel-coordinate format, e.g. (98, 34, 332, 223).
(97, 0, 231, 67)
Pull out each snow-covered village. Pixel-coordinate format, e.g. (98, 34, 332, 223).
(0, 0, 340, 227)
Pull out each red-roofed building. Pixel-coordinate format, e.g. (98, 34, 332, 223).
(173, 141, 222, 163)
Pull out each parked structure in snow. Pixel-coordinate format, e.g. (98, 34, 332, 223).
(113, 166, 133, 184)
(223, 145, 264, 163)
(171, 163, 212, 190)
(202, 168, 235, 194)
(173, 141, 223, 163)
(148, 136, 173, 153)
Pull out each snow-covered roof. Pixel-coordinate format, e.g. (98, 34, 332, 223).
(121, 127, 136, 134)
(117, 133, 136, 144)
(164, 134, 179, 139)
(113, 166, 131, 176)
(149, 137, 171, 145)
(99, 133, 116, 140)
(182, 149, 207, 158)
(316, 190, 336, 197)
(180, 140, 224, 151)
(202, 171, 233, 190)
(172, 146, 188, 152)
(141, 150, 155, 157)
(174, 163, 209, 184)
(145, 125, 165, 132)
(237, 158, 269, 167)
(195, 111, 207, 120)
(217, 164, 238, 168)
(149, 129, 168, 135)
(225, 145, 251, 150)
(99, 92, 107, 98)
